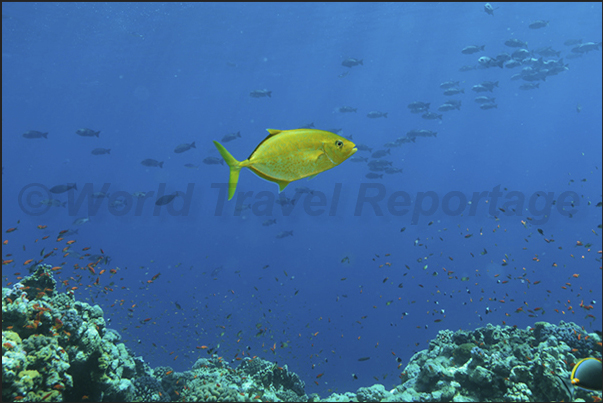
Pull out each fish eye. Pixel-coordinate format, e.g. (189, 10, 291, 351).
(336, 140, 343, 147)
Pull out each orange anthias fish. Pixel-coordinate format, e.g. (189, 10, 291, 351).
(213, 129, 357, 200)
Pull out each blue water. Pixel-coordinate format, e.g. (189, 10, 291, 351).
(2, 2, 601, 396)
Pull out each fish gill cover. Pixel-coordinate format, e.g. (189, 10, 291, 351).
(2, 2, 602, 402)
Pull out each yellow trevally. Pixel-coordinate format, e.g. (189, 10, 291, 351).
(213, 128, 357, 200)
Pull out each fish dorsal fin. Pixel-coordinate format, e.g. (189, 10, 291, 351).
(247, 129, 284, 160)
(266, 129, 283, 135)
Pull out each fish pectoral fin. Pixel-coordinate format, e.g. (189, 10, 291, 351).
(309, 148, 329, 163)
(319, 143, 336, 165)
(307, 174, 318, 180)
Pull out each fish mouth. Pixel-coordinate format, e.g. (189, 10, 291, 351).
(351, 147, 358, 155)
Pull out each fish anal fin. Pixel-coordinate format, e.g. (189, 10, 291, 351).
(248, 166, 290, 192)
(277, 180, 290, 192)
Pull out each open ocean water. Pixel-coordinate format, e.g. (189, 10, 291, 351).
(2, 2, 602, 401)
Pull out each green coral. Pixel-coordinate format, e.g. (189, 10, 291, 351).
(2, 331, 28, 392)
(36, 390, 60, 401)
(356, 384, 391, 402)
(3, 330, 22, 345)
(453, 343, 475, 365)
(469, 365, 494, 386)
(503, 382, 533, 402)
(20, 265, 57, 300)
(189, 380, 243, 402)
(533, 321, 549, 341)
(15, 370, 42, 394)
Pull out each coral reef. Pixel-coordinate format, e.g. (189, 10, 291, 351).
(132, 375, 169, 402)
(2, 266, 310, 402)
(2, 265, 145, 402)
(317, 322, 601, 402)
(3, 266, 602, 402)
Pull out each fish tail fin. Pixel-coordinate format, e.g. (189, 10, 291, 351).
(213, 140, 241, 200)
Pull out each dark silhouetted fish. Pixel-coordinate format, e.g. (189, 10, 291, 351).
(22, 130, 48, 139)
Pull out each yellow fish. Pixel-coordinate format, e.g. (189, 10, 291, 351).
(213, 129, 357, 200)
